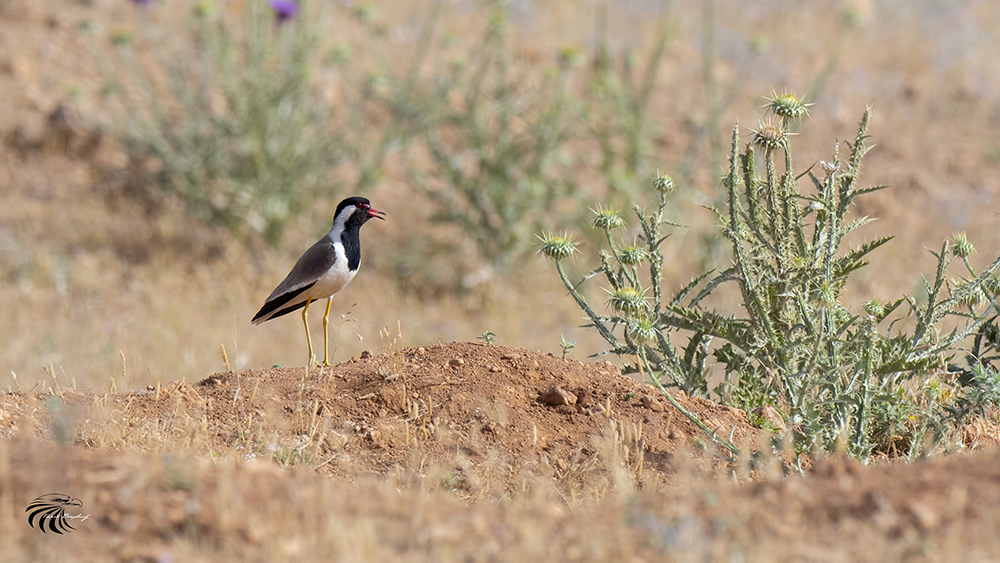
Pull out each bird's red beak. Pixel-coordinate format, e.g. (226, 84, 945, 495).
(367, 206, 386, 220)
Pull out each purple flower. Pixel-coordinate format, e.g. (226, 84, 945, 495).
(131, 0, 154, 6)
(268, 0, 299, 23)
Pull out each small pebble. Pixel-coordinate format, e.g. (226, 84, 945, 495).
(539, 386, 577, 406)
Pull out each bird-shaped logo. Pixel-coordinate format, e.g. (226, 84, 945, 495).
(252, 196, 386, 367)
(25, 493, 83, 534)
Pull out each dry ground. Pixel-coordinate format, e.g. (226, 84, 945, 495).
(4, 1, 1000, 561)
(2, 342, 1000, 561)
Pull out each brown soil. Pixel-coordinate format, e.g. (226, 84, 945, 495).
(2, 342, 999, 561)
(3, 343, 766, 492)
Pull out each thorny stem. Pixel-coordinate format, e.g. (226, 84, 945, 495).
(555, 259, 619, 348)
(646, 192, 668, 313)
(639, 348, 742, 458)
(764, 147, 779, 245)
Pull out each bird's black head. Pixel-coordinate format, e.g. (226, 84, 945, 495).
(333, 197, 386, 228)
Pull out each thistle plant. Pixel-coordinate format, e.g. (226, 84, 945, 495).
(539, 173, 743, 457)
(588, 0, 671, 191)
(401, 0, 585, 268)
(94, 1, 341, 244)
(542, 171, 712, 395)
(543, 95, 1000, 458)
(268, 1, 300, 24)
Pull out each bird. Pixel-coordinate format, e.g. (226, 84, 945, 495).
(252, 196, 385, 367)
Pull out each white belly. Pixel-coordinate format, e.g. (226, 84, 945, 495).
(308, 246, 358, 299)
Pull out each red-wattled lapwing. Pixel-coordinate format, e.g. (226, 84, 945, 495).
(252, 196, 385, 367)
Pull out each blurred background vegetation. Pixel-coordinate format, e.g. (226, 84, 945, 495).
(1, 0, 1000, 394)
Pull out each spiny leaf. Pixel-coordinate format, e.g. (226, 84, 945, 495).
(853, 185, 889, 197)
(670, 270, 716, 308)
(840, 216, 878, 236)
(835, 236, 894, 272)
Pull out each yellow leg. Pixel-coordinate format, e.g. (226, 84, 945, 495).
(302, 297, 315, 367)
(321, 297, 334, 366)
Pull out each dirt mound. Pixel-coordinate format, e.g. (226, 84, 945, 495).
(0, 343, 764, 496)
(76, 342, 763, 493)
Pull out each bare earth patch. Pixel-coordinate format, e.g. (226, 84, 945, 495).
(3, 342, 765, 490)
(2, 342, 999, 560)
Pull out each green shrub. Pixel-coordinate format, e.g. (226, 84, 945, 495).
(399, 1, 585, 268)
(94, 1, 336, 244)
(541, 94, 1000, 458)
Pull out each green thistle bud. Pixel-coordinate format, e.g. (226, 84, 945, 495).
(751, 120, 789, 153)
(607, 286, 648, 317)
(591, 205, 626, 231)
(815, 282, 837, 308)
(951, 232, 975, 259)
(749, 35, 770, 55)
(618, 244, 646, 266)
(194, 1, 214, 18)
(764, 91, 810, 121)
(110, 31, 133, 46)
(326, 44, 353, 66)
(536, 232, 578, 261)
(653, 173, 674, 193)
(833, 307, 854, 324)
(354, 3, 378, 22)
(557, 46, 582, 69)
(488, 9, 507, 32)
(627, 317, 658, 346)
(842, 4, 871, 26)
(449, 55, 468, 72)
(863, 298, 885, 318)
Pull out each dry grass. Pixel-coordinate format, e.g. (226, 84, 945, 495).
(2, 425, 1000, 561)
(2, 341, 998, 559)
(3, 366, 1000, 561)
(2, 0, 999, 391)
(3, 0, 1000, 560)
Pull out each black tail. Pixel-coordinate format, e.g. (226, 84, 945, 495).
(251, 283, 314, 324)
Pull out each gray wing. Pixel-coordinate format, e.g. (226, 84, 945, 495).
(266, 238, 338, 301)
